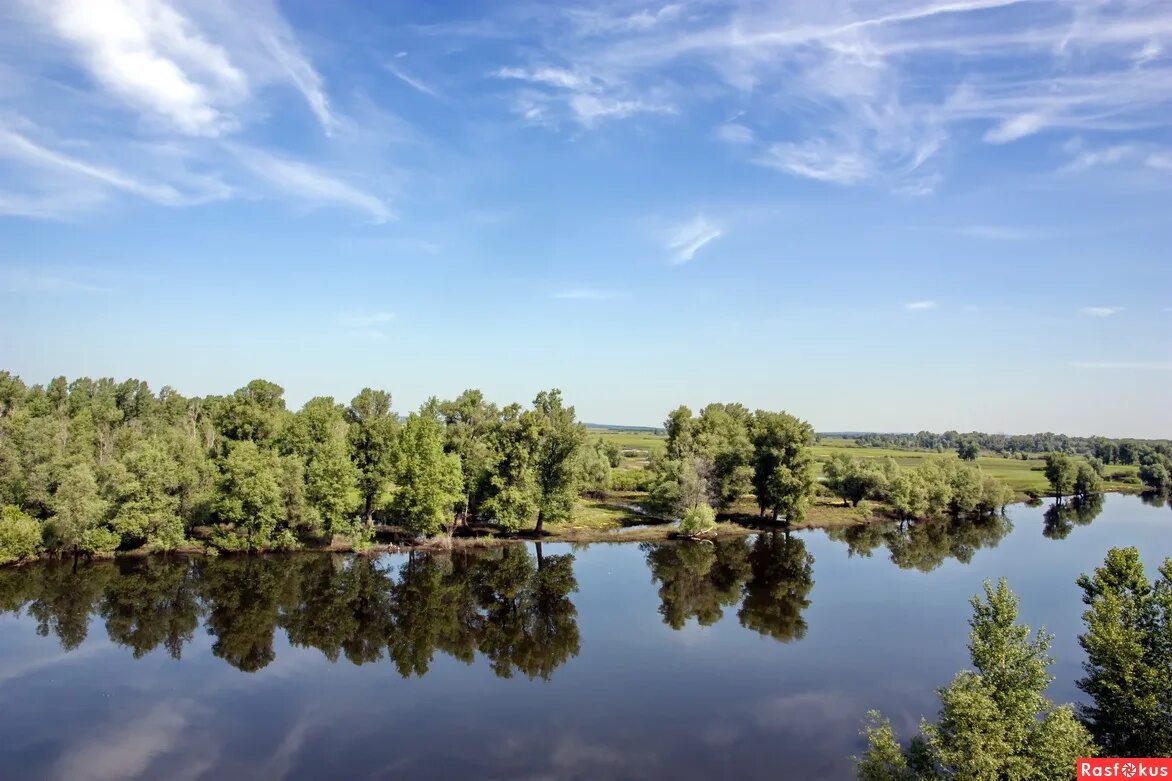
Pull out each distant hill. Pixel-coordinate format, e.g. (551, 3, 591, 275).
(584, 423, 664, 433)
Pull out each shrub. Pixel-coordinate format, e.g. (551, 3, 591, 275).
(0, 505, 43, 565)
(678, 504, 716, 537)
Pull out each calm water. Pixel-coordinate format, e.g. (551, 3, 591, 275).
(0, 494, 1168, 780)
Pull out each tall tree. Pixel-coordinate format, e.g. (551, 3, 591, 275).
(857, 580, 1096, 781)
(1076, 547, 1172, 757)
(392, 408, 463, 537)
(283, 397, 360, 535)
(213, 440, 285, 549)
(529, 390, 584, 535)
(749, 410, 816, 522)
(439, 390, 500, 522)
(1043, 452, 1077, 500)
(347, 388, 398, 522)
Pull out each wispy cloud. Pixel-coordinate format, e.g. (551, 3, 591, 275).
(716, 123, 754, 145)
(663, 215, 723, 264)
(1071, 361, 1172, 371)
(958, 225, 1045, 240)
(1080, 306, 1123, 317)
(462, 0, 1172, 189)
(386, 55, 440, 97)
(905, 300, 937, 311)
(552, 288, 627, 300)
(495, 65, 673, 127)
(0, 126, 185, 204)
(234, 146, 392, 223)
(1, 267, 115, 294)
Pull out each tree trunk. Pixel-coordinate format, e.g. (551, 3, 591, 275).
(535, 541, 544, 570)
(535, 510, 544, 536)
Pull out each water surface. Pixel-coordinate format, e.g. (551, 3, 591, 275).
(0, 494, 1168, 780)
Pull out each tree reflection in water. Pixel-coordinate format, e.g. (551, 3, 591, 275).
(642, 531, 815, 642)
(1042, 494, 1105, 540)
(0, 544, 579, 678)
(826, 512, 1014, 572)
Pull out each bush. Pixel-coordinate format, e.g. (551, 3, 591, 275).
(80, 526, 121, 556)
(678, 504, 716, 537)
(610, 467, 652, 492)
(0, 506, 43, 565)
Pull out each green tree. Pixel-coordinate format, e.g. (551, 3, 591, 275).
(1043, 452, 1077, 500)
(824, 453, 884, 508)
(213, 440, 285, 549)
(0, 505, 43, 565)
(749, 410, 816, 522)
(694, 403, 754, 509)
(47, 461, 116, 555)
(481, 404, 539, 532)
(1076, 547, 1172, 757)
(392, 408, 463, 537)
(1072, 461, 1103, 499)
(439, 389, 500, 522)
(347, 388, 398, 522)
(284, 397, 360, 535)
(957, 439, 980, 461)
(530, 390, 584, 535)
(856, 579, 1096, 781)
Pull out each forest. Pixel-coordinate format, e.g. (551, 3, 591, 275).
(1, 371, 1166, 567)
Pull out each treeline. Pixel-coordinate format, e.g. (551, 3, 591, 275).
(0, 372, 611, 562)
(0, 373, 838, 564)
(854, 429, 1172, 464)
(823, 453, 1016, 518)
(858, 547, 1172, 777)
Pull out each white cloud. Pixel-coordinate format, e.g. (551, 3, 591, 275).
(553, 288, 627, 300)
(0, 126, 184, 204)
(38, 0, 247, 136)
(663, 215, 723, 264)
(757, 141, 873, 184)
(905, 300, 936, 310)
(983, 112, 1048, 144)
(495, 64, 672, 126)
(470, 0, 1172, 187)
(1079, 306, 1122, 317)
(234, 146, 392, 223)
(32, 0, 337, 137)
(386, 62, 439, 97)
(716, 123, 754, 145)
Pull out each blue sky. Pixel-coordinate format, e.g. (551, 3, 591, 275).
(1, 0, 1170, 437)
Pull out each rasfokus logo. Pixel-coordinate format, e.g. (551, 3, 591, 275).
(1078, 759, 1172, 778)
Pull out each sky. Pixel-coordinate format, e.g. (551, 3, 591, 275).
(0, 0, 1170, 437)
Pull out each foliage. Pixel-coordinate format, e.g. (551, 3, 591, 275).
(1076, 547, 1172, 757)
(1043, 452, 1078, 499)
(347, 388, 398, 521)
(750, 410, 817, 522)
(678, 504, 716, 536)
(856, 579, 1096, 780)
(392, 408, 463, 537)
(0, 505, 43, 565)
(957, 439, 980, 461)
(824, 453, 885, 507)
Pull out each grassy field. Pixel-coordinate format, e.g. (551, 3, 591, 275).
(592, 429, 1141, 497)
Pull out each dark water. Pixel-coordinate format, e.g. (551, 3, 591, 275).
(0, 495, 1168, 781)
